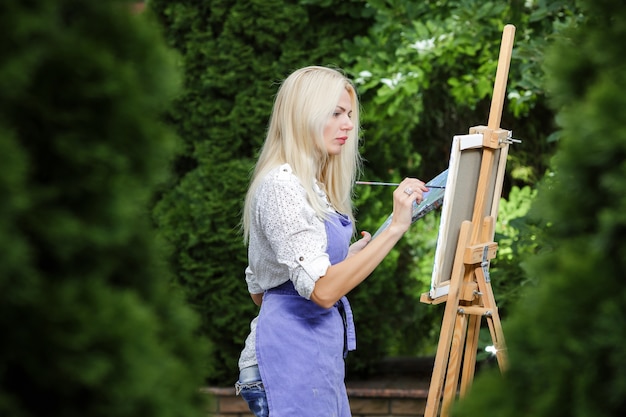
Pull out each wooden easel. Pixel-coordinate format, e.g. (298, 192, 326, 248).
(419, 25, 516, 417)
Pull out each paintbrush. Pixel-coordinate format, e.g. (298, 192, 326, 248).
(356, 181, 445, 188)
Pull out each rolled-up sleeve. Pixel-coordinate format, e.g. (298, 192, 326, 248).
(256, 170, 330, 299)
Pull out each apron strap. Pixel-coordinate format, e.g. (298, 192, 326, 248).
(337, 296, 356, 357)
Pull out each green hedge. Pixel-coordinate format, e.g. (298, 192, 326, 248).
(0, 1, 207, 416)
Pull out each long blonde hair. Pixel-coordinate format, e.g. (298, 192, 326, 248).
(242, 66, 362, 243)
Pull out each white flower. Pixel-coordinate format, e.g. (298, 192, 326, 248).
(409, 37, 435, 53)
(508, 90, 521, 100)
(508, 90, 533, 100)
(381, 78, 394, 88)
(380, 72, 404, 89)
(355, 70, 373, 85)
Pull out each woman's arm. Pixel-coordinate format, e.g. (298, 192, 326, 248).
(310, 178, 427, 308)
(250, 293, 264, 306)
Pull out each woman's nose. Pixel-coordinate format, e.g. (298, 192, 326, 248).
(342, 116, 354, 131)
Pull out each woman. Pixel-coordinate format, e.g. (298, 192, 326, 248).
(236, 66, 427, 417)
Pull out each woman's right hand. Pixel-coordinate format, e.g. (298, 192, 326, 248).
(389, 178, 428, 234)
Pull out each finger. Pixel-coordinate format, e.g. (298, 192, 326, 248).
(406, 178, 428, 191)
(398, 182, 421, 201)
(398, 180, 416, 198)
(399, 178, 429, 200)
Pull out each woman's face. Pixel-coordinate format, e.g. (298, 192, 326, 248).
(323, 88, 354, 156)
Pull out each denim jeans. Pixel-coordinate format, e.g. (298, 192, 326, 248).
(235, 365, 268, 417)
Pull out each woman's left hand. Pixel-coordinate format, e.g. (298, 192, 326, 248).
(347, 231, 372, 258)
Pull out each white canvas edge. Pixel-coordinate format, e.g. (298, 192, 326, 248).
(429, 133, 483, 300)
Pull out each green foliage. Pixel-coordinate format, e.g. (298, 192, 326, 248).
(0, 1, 207, 416)
(152, 159, 252, 381)
(453, 0, 626, 415)
(344, 0, 581, 183)
(148, 0, 588, 384)
(490, 185, 544, 311)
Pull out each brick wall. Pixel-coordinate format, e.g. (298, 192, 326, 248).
(203, 385, 429, 417)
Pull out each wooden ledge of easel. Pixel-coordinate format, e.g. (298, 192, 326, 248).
(420, 291, 446, 305)
(469, 125, 511, 149)
(419, 279, 479, 305)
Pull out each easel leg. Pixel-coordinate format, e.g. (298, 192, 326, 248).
(475, 266, 508, 371)
(487, 312, 507, 372)
(459, 216, 490, 398)
(441, 309, 468, 417)
(460, 313, 481, 397)
(424, 222, 473, 417)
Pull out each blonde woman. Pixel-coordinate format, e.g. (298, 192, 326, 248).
(236, 66, 427, 417)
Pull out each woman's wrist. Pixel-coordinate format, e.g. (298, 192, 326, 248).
(383, 222, 407, 241)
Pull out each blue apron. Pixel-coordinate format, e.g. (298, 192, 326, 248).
(255, 212, 356, 417)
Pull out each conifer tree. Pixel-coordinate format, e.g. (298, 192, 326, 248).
(453, 0, 626, 415)
(0, 1, 207, 416)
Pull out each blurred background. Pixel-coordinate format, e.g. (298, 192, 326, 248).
(3, 1, 625, 416)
